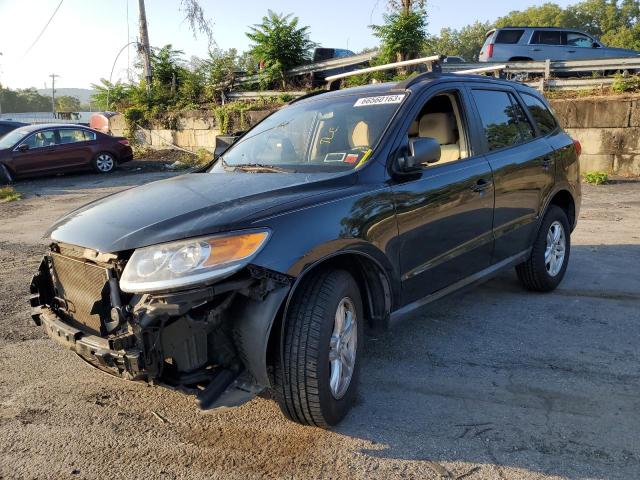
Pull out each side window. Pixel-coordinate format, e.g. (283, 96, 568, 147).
(531, 30, 562, 45)
(566, 32, 593, 48)
(471, 90, 535, 151)
(521, 93, 558, 135)
(58, 129, 88, 145)
(22, 130, 57, 149)
(495, 29, 525, 44)
(407, 90, 469, 165)
(82, 130, 97, 141)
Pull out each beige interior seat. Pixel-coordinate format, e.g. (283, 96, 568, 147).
(350, 121, 370, 148)
(418, 113, 460, 163)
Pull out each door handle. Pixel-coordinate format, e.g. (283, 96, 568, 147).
(567, 50, 576, 53)
(471, 178, 492, 192)
(541, 157, 552, 171)
(531, 48, 542, 52)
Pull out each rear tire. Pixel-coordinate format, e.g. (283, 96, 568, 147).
(516, 205, 571, 292)
(0, 163, 14, 183)
(92, 152, 116, 173)
(273, 269, 363, 427)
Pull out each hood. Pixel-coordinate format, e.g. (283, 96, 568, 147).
(47, 171, 352, 252)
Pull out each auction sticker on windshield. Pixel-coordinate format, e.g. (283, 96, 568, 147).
(354, 94, 405, 107)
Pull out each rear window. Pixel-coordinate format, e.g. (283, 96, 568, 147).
(495, 29, 525, 44)
(531, 30, 562, 45)
(521, 93, 558, 135)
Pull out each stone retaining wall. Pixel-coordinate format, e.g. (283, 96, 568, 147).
(550, 95, 640, 176)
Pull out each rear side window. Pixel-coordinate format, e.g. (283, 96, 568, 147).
(521, 93, 558, 135)
(495, 29, 524, 44)
(472, 90, 535, 151)
(531, 30, 562, 45)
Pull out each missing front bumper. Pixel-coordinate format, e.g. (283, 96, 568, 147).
(38, 308, 144, 379)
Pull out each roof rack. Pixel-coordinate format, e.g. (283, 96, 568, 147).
(325, 55, 445, 89)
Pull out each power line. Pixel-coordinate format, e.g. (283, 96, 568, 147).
(23, 0, 64, 58)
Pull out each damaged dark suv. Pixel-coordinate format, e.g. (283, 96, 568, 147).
(30, 73, 581, 427)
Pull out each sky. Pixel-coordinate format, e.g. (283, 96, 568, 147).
(0, 0, 577, 90)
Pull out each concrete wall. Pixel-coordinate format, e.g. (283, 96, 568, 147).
(108, 110, 273, 151)
(550, 95, 640, 176)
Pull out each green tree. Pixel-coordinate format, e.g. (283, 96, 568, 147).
(371, 2, 428, 65)
(55, 95, 81, 112)
(90, 79, 130, 111)
(246, 10, 315, 89)
(425, 21, 492, 61)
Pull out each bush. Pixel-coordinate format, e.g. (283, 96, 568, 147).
(123, 107, 146, 142)
(612, 74, 640, 93)
(583, 171, 609, 185)
(0, 186, 21, 202)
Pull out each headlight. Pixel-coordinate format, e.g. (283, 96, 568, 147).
(120, 230, 270, 293)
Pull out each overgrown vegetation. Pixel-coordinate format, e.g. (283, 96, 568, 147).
(246, 11, 316, 89)
(584, 171, 610, 184)
(612, 74, 640, 93)
(0, 186, 21, 202)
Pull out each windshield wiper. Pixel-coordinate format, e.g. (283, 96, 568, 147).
(232, 163, 291, 173)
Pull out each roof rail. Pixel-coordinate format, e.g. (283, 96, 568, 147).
(453, 64, 507, 77)
(325, 54, 444, 89)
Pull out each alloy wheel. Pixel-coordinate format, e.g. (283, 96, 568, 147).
(545, 220, 566, 277)
(328, 296, 358, 399)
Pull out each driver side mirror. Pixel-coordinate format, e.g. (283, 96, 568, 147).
(395, 137, 441, 174)
(592, 42, 600, 48)
(17, 144, 29, 152)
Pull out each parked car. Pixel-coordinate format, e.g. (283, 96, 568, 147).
(0, 120, 28, 139)
(479, 26, 640, 62)
(31, 73, 581, 427)
(443, 55, 466, 64)
(0, 123, 132, 182)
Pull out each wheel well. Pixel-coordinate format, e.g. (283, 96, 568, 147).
(509, 57, 533, 62)
(549, 190, 576, 230)
(265, 253, 393, 379)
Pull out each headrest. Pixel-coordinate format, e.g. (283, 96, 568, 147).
(350, 121, 370, 147)
(418, 113, 456, 145)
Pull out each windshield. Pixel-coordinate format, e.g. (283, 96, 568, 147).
(213, 92, 406, 173)
(0, 127, 29, 149)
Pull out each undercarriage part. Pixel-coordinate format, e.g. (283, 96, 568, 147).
(196, 369, 237, 409)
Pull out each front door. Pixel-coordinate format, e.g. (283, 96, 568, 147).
(467, 87, 555, 262)
(11, 129, 64, 176)
(391, 87, 495, 306)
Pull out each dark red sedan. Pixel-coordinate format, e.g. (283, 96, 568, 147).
(0, 123, 133, 182)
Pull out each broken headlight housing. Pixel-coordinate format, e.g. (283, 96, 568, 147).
(120, 230, 270, 293)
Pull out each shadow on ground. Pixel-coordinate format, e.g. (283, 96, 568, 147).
(337, 244, 640, 479)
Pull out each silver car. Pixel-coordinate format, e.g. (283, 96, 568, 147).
(479, 27, 640, 62)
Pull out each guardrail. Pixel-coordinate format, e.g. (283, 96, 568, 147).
(229, 54, 640, 96)
(235, 50, 379, 86)
(225, 90, 307, 100)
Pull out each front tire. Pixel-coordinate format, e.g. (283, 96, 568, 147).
(273, 269, 363, 427)
(92, 152, 116, 173)
(0, 163, 14, 183)
(516, 205, 571, 292)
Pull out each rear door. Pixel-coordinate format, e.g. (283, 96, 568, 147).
(390, 84, 495, 305)
(529, 30, 565, 60)
(55, 128, 96, 167)
(468, 87, 555, 262)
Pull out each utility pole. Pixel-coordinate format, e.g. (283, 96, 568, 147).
(137, 0, 152, 92)
(50, 73, 59, 118)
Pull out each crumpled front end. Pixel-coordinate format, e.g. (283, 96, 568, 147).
(30, 242, 290, 410)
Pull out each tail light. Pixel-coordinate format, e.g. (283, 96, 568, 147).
(118, 139, 130, 146)
(573, 139, 582, 156)
(487, 43, 494, 59)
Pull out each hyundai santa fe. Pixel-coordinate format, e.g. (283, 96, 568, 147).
(30, 73, 581, 427)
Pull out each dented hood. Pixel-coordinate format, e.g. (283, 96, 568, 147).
(47, 171, 351, 253)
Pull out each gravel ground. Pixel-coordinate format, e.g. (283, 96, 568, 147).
(0, 165, 639, 480)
